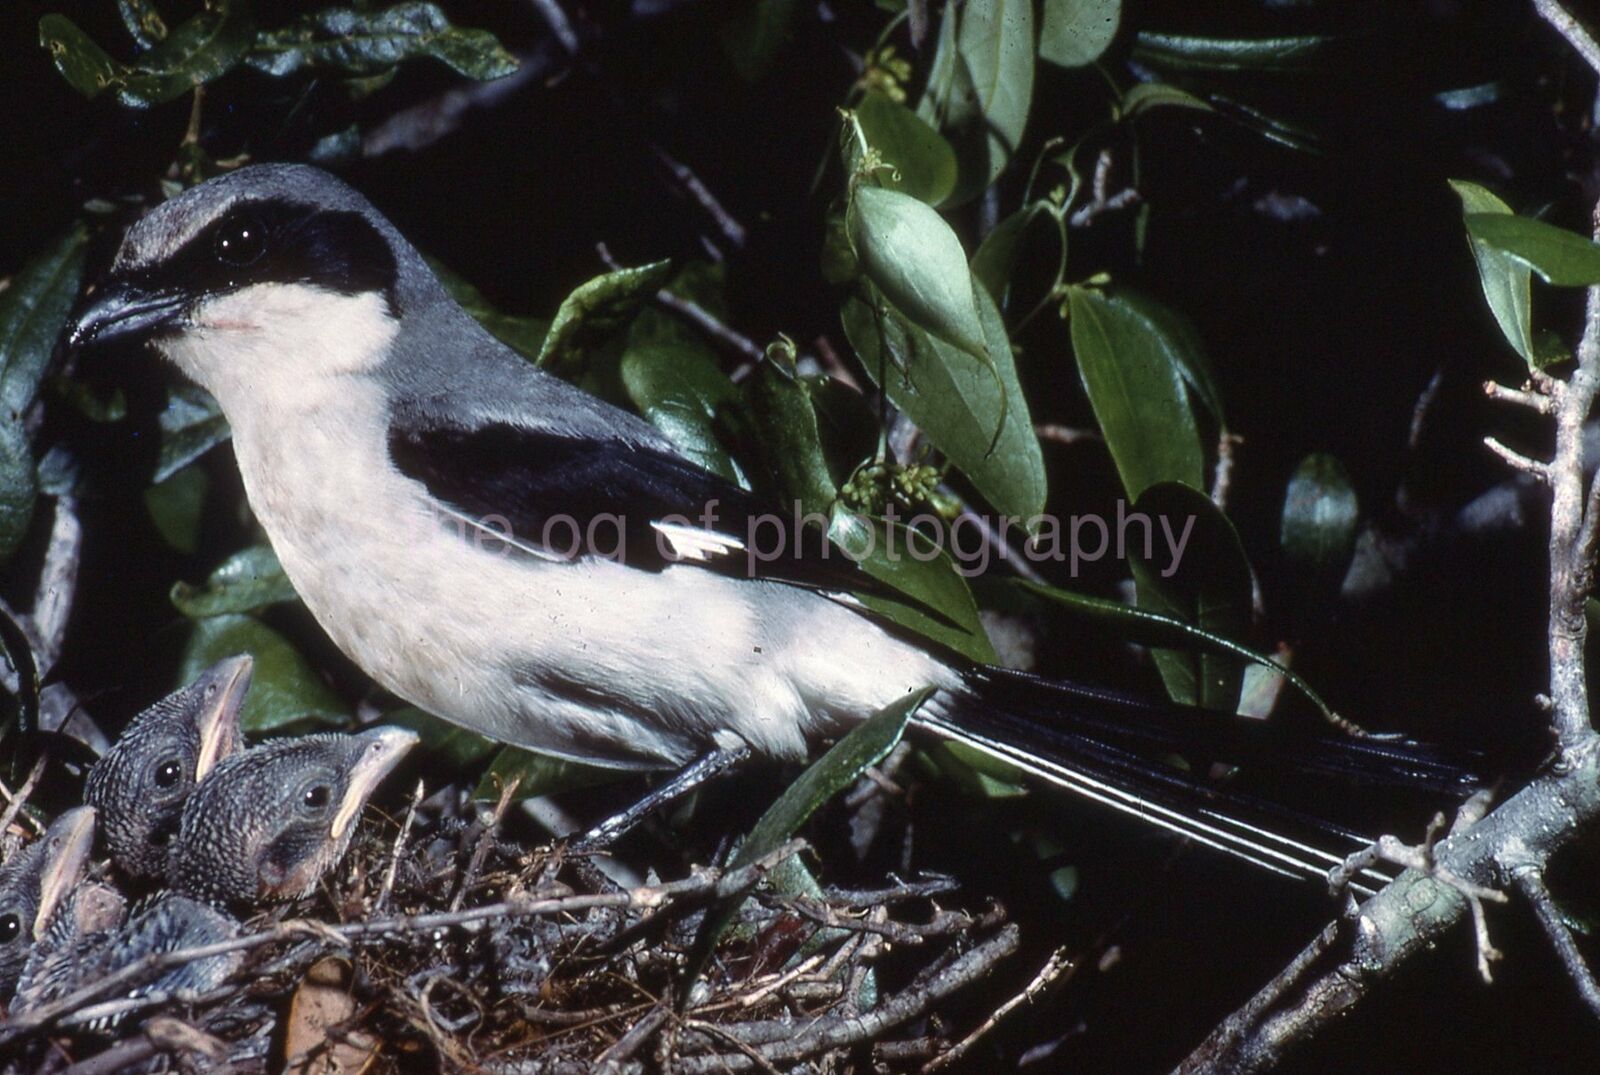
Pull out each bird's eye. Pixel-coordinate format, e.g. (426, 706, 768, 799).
(154, 759, 183, 789)
(215, 215, 267, 268)
(303, 784, 332, 811)
(0, 913, 18, 944)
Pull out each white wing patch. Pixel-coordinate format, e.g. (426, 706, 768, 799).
(651, 520, 746, 563)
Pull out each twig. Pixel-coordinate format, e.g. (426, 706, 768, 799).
(1484, 379, 1556, 415)
(529, 0, 580, 54)
(30, 495, 82, 675)
(1535, 0, 1600, 75)
(1211, 432, 1240, 510)
(0, 755, 49, 843)
(652, 145, 747, 250)
(1483, 436, 1552, 480)
(453, 777, 517, 912)
(922, 946, 1073, 1072)
(1513, 865, 1600, 1019)
(376, 779, 424, 915)
(1033, 423, 1101, 445)
(0, 840, 809, 1045)
(652, 291, 766, 365)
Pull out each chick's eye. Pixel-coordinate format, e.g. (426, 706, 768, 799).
(303, 785, 331, 811)
(0, 912, 19, 945)
(215, 215, 266, 267)
(154, 759, 183, 789)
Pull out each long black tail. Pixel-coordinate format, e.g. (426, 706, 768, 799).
(916, 667, 1482, 894)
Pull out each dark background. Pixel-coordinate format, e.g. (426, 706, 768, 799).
(3, 0, 1599, 1070)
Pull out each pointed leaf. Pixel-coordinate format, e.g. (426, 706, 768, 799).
(1127, 483, 1252, 710)
(850, 92, 959, 206)
(1121, 81, 1212, 117)
(536, 260, 674, 372)
(846, 185, 987, 358)
(1112, 289, 1226, 426)
(157, 383, 231, 483)
(957, 0, 1034, 188)
(743, 362, 838, 515)
(829, 509, 997, 663)
(1133, 32, 1335, 73)
(1465, 212, 1600, 287)
(473, 747, 620, 802)
(430, 258, 548, 360)
(620, 337, 744, 484)
(171, 544, 301, 617)
(971, 202, 1053, 307)
(0, 224, 89, 418)
(843, 279, 1046, 522)
(1449, 180, 1534, 365)
(1066, 286, 1204, 498)
(1040, 0, 1121, 68)
(719, 0, 799, 82)
(1279, 453, 1358, 622)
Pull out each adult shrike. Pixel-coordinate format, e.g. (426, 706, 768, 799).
(66, 164, 1472, 888)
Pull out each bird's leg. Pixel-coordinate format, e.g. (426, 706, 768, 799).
(571, 741, 752, 851)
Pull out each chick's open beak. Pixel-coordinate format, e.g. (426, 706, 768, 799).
(193, 655, 253, 782)
(330, 726, 419, 842)
(32, 806, 97, 939)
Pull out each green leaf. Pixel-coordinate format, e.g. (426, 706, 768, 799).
(1133, 32, 1334, 73)
(847, 185, 987, 359)
(0, 224, 89, 560)
(429, 258, 548, 360)
(1449, 181, 1534, 366)
(536, 260, 674, 373)
(1040, 0, 1121, 68)
(1112, 289, 1226, 427)
(117, 0, 168, 49)
(1066, 286, 1205, 499)
(719, 0, 799, 81)
(1279, 453, 1358, 622)
(143, 464, 209, 554)
(180, 614, 347, 732)
(916, 0, 1033, 203)
(0, 423, 36, 565)
(850, 92, 959, 206)
(473, 746, 621, 803)
(171, 544, 301, 617)
(0, 224, 88, 420)
(246, 3, 518, 81)
(684, 688, 931, 995)
(1128, 483, 1252, 710)
(1120, 81, 1213, 118)
(829, 509, 997, 664)
(157, 383, 231, 483)
(971, 202, 1053, 308)
(1011, 578, 1338, 721)
(742, 361, 838, 515)
(921, 739, 1027, 798)
(842, 279, 1046, 523)
(620, 337, 744, 484)
(41, 4, 255, 109)
(384, 707, 499, 771)
(1464, 212, 1600, 287)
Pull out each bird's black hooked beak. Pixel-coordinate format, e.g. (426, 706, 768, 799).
(66, 277, 188, 351)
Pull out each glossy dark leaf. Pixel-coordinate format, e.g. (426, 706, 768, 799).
(1133, 32, 1334, 73)
(171, 544, 301, 617)
(384, 707, 499, 771)
(116, 0, 168, 49)
(956, 0, 1034, 189)
(1465, 212, 1600, 288)
(1280, 454, 1358, 586)
(843, 280, 1046, 523)
(180, 614, 347, 732)
(156, 383, 231, 483)
(829, 509, 997, 664)
(0, 224, 89, 419)
(1120, 81, 1212, 117)
(1040, 0, 1121, 68)
(537, 260, 674, 373)
(1066, 286, 1205, 499)
(41, 3, 254, 109)
(1111, 289, 1226, 426)
(1127, 483, 1252, 710)
(971, 202, 1054, 308)
(742, 361, 838, 515)
(620, 337, 745, 484)
(1010, 578, 1337, 720)
(246, 3, 518, 80)
(0, 423, 35, 566)
(850, 92, 958, 206)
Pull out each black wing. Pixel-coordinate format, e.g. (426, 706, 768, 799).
(388, 420, 884, 597)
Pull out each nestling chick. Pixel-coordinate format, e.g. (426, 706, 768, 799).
(11, 881, 127, 1013)
(0, 806, 97, 1002)
(85, 656, 252, 880)
(167, 727, 417, 905)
